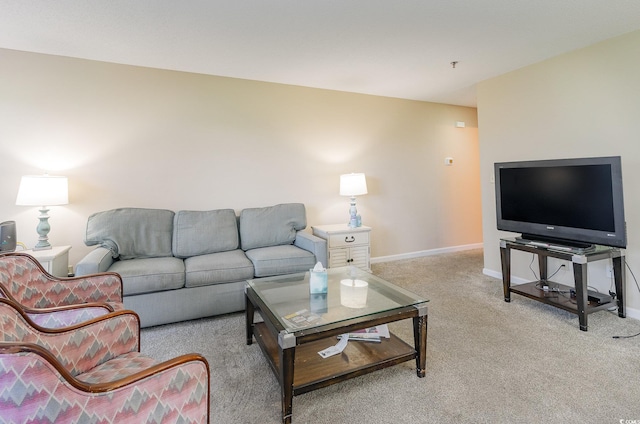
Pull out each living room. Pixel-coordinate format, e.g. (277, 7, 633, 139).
(1, 5, 639, 317)
(1, 3, 640, 422)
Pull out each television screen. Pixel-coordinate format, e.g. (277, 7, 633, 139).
(495, 156, 626, 248)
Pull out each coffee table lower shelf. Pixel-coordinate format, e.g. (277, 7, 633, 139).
(252, 322, 417, 395)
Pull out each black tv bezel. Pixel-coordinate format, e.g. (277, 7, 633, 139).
(494, 156, 626, 249)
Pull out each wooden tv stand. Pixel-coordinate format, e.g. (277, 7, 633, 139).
(500, 238, 625, 331)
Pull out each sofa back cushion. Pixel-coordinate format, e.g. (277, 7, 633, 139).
(239, 203, 307, 251)
(172, 209, 239, 258)
(85, 208, 174, 260)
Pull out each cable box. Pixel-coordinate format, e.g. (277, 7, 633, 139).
(587, 290, 612, 304)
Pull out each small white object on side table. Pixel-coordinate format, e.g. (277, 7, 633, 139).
(22, 245, 71, 278)
(311, 224, 371, 271)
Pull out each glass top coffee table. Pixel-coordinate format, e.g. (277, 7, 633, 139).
(245, 266, 429, 424)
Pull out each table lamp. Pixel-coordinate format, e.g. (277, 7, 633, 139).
(340, 173, 367, 228)
(16, 174, 69, 250)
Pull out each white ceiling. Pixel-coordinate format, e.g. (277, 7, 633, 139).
(1, 1, 640, 107)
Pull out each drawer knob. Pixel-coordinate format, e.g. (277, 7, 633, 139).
(345, 236, 355, 243)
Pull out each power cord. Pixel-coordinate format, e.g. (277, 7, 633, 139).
(535, 281, 571, 295)
(528, 255, 538, 280)
(535, 281, 574, 305)
(526, 253, 640, 339)
(627, 260, 640, 297)
(530, 255, 569, 300)
(548, 264, 565, 279)
(613, 331, 640, 339)
(612, 261, 640, 339)
(529, 254, 565, 281)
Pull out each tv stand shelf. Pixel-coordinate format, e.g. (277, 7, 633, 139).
(500, 238, 625, 331)
(509, 281, 617, 315)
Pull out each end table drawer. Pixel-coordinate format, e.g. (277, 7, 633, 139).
(329, 231, 369, 248)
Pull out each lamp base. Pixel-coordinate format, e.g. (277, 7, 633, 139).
(33, 243, 52, 251)
(347, 216, 363, 228)
(347, 197, 362, 228)
(33, 206, 52, 250)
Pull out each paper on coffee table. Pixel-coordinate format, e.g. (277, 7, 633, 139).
(282, 309, 323, 328)
(318, 334, 349, 359)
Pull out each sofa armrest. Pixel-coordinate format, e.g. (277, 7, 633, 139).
(75, 247, 115, 276)
(294, 231, 327, 268)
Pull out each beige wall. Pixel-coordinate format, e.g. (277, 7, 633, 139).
(478, 30, 640, 316)
(0, 48, 481, 267)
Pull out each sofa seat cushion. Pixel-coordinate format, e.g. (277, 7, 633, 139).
(245, 245, 316, 277)
(109, 257, 185, 296)
(173, 209, 239, 258)
(184, 250, 254, 288)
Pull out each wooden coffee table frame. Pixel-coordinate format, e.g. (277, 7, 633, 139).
(245, 284, 428, 424)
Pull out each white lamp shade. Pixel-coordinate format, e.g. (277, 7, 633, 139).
(340, 173, 368, 196)
(16, 175, 69, 206)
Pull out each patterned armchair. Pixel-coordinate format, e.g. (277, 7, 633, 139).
(0, 252, 124, 327)
(0, 297, 210, 423)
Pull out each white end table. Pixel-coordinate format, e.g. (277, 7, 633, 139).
(22, 245, 71, 278)
(311, 224, 371, 271)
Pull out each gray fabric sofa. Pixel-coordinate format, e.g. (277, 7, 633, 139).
(75, 203, 327, 327)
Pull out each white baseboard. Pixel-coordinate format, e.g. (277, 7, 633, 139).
(625, 306, 640, 321)
(483, 268, 501, 280)
(483, 268, 530, 285)
(371, 243, 484, 264)
(483, 268, 640, 321)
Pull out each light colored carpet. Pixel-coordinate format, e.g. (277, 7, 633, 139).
(140, 249, 640, 423)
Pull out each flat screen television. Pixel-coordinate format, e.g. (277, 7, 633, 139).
(494, 156, 626, 249)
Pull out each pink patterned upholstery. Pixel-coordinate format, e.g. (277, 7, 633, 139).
(0, 298, 210, 423)
(0, 252, 124, 328)
(24, 304, 113, 328)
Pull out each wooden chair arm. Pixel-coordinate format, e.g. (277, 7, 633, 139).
(0, 344, 210, 423)
(22, 302, 114, 328)
(83, 353, 210, 393)
(0, 342, 208, 393)
(1, 297, 136, 334)
(17, 302, 114, 315)
(1, 252, 123, 306)
(1, 298, 141, 375)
